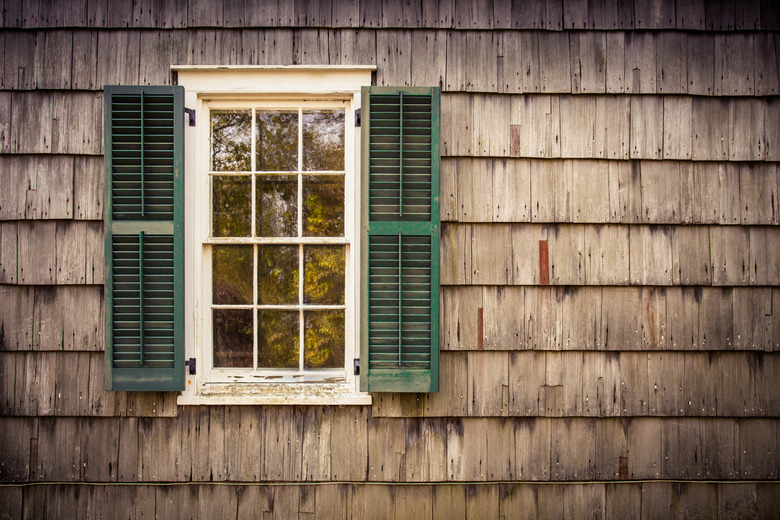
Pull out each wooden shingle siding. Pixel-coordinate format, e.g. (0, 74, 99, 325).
(444, 93, 776, 160)
(1, 0, 778, 30)
(0, 286, 102, 350)
(0, 352, 177, 416)
(369, 351, 780, 417)
(0, 221, 102, 284)
(1, 414, 778, 482)
(0, 482, 776, 520)
(0, 92, 102, 155)
(442, 159, 775, 225)
(441, 223, 780, 286)
(1, 30, 777, 96)
(442, 286, 780, 351)
(0, 156, 75, 221)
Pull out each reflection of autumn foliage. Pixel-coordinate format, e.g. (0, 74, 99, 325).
(257, 111, 298, 171)
(213, 309, 252, 367)
(303, 110, 345, 171)
(305, 310, 344, 368)
(211, 111, 251, 171)
(213, 177, 251, 237)
(257, 175, 297, 237)
(259, 311, 299, 368)
(212, 246, 253, 304)
(258, 245, 298, 304)
(303, 175, 344, 237)
(304, 246, 345, 304)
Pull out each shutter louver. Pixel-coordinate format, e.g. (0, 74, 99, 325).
(104, 86, 184, 391)
(361, 87, 440, 393)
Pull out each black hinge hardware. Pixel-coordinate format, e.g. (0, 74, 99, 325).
(184, 107, 196, 126)
(355, 108, 361, 127)
(353, 358, 360, 376)
(185, 358, 197, 375)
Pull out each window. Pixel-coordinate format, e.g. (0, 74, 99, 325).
(208, 102, 349, 377)
(103, 69, 441, 403)
(178, 67, 369, 404)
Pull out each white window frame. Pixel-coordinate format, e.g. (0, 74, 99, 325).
(175, 66, 374, 405)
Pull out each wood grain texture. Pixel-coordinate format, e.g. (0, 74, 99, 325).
(4, 416, 779, 484)
(1, 0, 779, 32)
(441, 223, 778, 287)
(2, 482, 779, 518)
(629, 95, 663, 159)
(0, 351, 178, 417)
(0, 155, 73, 220)
(4, 221, 103, 285)
(440, 286, 780, 352)
(0, 92, 101, 155)
(446, 94, 773, 160)
(1, 29, 777, 96)
(372, 350, 780, 418)
(0, 285, 102, 351)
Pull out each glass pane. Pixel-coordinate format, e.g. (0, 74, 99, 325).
(257, 110, 298, 171)
(258, 310, 299, 368)
(256, 174, 297, 237)
(212, 176, 251, 237)
(212, 245, 253, 305)
(304, 310, 345, 369)
(213, 309, 253, 368)
(303, 110, 345, 171)
(303, 175, 344, 237)
(258, 246, 298, 304)
(211, 110, 251, 171)
(304, 246, 345, 304)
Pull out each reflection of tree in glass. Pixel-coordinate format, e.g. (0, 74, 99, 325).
(303, 175, 344, 237)
(213, 309, 253, 367)
(212, 176, 251, 237)
(258, 246, 298, 304)
(211, 111, 251, 171)
(304, 246, 345, 304)
(256, 175, 297, 237)
(303, 110, 345, 171)
(257, 111, 298, 171)
(212, 245, 253, 304)
(305, 310, 344, 368)
(259, 310, 299, 368)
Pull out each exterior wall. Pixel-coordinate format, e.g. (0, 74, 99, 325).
(1, 0, 779, 517)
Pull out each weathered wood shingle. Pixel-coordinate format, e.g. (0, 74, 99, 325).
(441, 286, 780, 351)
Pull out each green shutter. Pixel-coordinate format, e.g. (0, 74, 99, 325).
(360, 86, 440, 393)
(104, 85, 185, 391)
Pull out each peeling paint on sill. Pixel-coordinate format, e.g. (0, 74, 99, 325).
(177, 382, 372, 406)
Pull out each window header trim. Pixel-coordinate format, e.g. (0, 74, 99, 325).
(175, 65, 375, 95)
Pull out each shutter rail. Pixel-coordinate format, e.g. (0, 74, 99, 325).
(140, 91, 145, 218)
(397, 232, 402, 366)
(399, 91, 404, 218)
(138, 231, 145, 365)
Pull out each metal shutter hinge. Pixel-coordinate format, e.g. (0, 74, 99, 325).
(185, 358, 196, 375)
(355, 108, 361, 127)
(184, 107, 196, 126)
(353, 358, 360, 375)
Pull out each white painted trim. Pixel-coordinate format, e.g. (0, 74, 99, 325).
(173, 65, 377, 71)
(176, 67, 373, 95)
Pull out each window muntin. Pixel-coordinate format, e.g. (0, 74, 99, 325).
(205, 100, 351, 381)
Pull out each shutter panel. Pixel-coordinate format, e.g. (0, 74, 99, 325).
(360, 86, 440, 393)
(104, 85, 185, 391)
